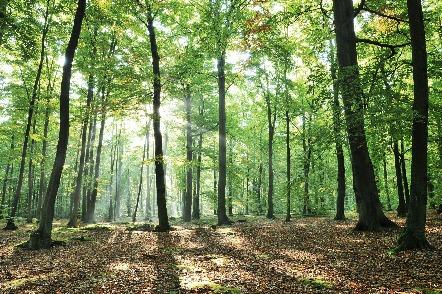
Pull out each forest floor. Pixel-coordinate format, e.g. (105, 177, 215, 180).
(0, 212, 441, 294)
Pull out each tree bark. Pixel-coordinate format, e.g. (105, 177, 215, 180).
(332, 0, 395, 230)
(1, 136, 13, 218)
(183, 86, 192, 221)
(133, 124, 148, 223)
(26, 116, 37, 223)
(382, 154, 392, 211)
(147, 6, 170, 231)
(400, 140, 410, 208)
(265, 90, 276, 219)
(397, 0, 431, 250)
(5, 2, 50, 230)
(29, 0, 85, 249)
(192, 131, 202, 220)
(216, 52, 231, 225)
(394, 141, 407, 217)
(331, 52, 346, 220)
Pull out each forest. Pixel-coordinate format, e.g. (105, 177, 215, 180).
(0, 0, 441, 293)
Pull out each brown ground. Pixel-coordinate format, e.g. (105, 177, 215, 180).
(0, 212, 441, 294)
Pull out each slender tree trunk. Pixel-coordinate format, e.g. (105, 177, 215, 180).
(38, 83, 51, 220)
(192, 132, 202, 220)
(382, 154, 392, 211)
(26, 116, 37, 223)
(114, 130, 122, 220)
(108, 133, 116, 222)
(67, 75, 93, 227)
(133, 121, 149, 223)
(400, 140, 410, 208)
(183, 87, 192, 221)
(397, 0, 431, 250)
(1, 137, 13, 218)
(86, 87, 106, 223)
(245, 165, 249, 215)
(332, 0, 394, 230)
(85, 108, 97, 218)
(147, 6, 169, 231)
(29, 0, 85, 249)
(145, 121, 151, 220)
(394, 141, 407, 217)
(331, 52, 346, 220)
(213, 168, 217, 215)
(257, 162, 263, 215)
(5, 3, 50, 230)
(302, 113, 312, 216)
(265, 91, 275, 219)
(216, 52, 231, 225)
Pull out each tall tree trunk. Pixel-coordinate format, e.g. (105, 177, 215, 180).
(81, 106, 94, 221)
(26, 116, 37, 223)
(400, 140, 410, 208)
(5, 3, 50, 230)
(397, 0, 431, 250)
(114, 130, 122, 220)
(331, 52, 346, 220)
(1, 137, 13, 218)
(192, 131, 202, 220)
(257, 162, 263, 215)
(302, 113, 312, 216)
(86, 87, 107, 223)
(332, 0, 395, 230)
(68, 75, 93, 227)
(108, 132, 116, 222)
(85, 108, 97, 218)
(38, 83, 51, 220)
(213, 167, 217, 215)
(245, 164, 249, 215)
(147, 6, 170, 231)
(394, 141, 407, 217)
(133, 120, 149, 223)
(183, 87, 192, 221)
(265, 91, 275, 219)
(29, 0, 85, 249)
(382, 154, 392, 211)
(216, 52, 231, 225)
(145, 120, 151, 220)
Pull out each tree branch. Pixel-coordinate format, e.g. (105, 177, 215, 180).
(362, 6, 408, 23)
(353, 0, 366, 17)
(356, 37, 410, 57)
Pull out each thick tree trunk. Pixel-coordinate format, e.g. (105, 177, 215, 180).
(147, 6, 170, 231)
(5, 4, 50, 230)
(216, 52, 231, 225)
(183, 87, 192, 222)
(400, 140, 410, 207)
(28, 0, 85, 249)
(382, 154, 392, 211)
(397, 0, 431, 250)
(394, 141, 407, 217)
(332, 0, 395, 230)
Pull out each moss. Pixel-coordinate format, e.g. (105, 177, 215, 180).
(186, 281, 241, 293)
(301, 277, 333, 290)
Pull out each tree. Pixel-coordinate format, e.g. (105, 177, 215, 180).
(28, 0, 86, 249)
(396, 0, 432, 250)
(332, 0, 395, 230)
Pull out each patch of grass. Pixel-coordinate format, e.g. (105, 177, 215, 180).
(2, 275, 42, 289)
(81, 224, 112, 231)
(415, 288, 442, 294)
(71, 235, 93, 242)
(126, 223, 155, 232)
(301, 277, 333, 290)
(186, 281, 241, 293)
